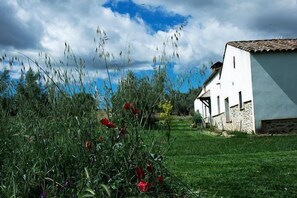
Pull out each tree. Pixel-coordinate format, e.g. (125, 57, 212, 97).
(171, 88, 199, 116)
(0, 69, 11, 115)
(0, 69, 10, 95)
(15, 68, 48, 117)
(70, 93, 97, 116)
(112, 69, 167, 128)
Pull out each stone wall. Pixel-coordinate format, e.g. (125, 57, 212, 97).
(261, 118, 297, 134)
(212, 101, 254, 133)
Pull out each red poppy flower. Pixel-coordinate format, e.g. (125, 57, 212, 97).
(137, 180, 151, 192)
(157, 176, 164, 184)
(146, 163, 153, 172)
(100, 118, 109, 126)
(100, 118, 116, 128)
(132, 108, 140, 116)
(85, 141, 92, 150)
(107, 121, 116, 128)
(123, 102, 133, 110)
(136, 166, 145, 179)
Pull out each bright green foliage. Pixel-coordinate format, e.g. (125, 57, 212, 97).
(159, 100, 173, 122)
(159, 101, 173, 141)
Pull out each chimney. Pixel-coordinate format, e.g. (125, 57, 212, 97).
(210, 61, 223, 72)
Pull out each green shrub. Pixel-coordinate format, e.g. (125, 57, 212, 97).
(192, 111, 202, 127)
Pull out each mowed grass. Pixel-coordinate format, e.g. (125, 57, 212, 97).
(162, 118, 297, 197)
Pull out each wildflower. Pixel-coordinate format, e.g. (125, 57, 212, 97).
(137, 180, 151, 192)
(132, 108, 140, 116)
(107, 121, 116, 128)
(157, 176, 164, 184)
(146, 163, 153, 172)
(85, 141, 92, 150)
(123, 102, 133, 110)
(100, 118, 109, 125)
(136, 166, 145, 179)
(100, 118, 116, 128)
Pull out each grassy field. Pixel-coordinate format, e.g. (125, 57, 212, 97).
(162, 118, 297, 197)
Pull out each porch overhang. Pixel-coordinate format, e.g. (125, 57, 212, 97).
(198, 90, 211, 108)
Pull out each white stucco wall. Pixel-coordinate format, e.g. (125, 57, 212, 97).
(212, 45, 256, 132)
(194, 45, 255, 130)
(194, 72, 220, 120)
(208, 73, 221, 116)
(251, 51, 297, 131)
(220, 45, 254, 108)
(194, 97, 204, 115)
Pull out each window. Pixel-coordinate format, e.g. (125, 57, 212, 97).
(225, 97, 230, 122)
(239, 91, 243, 109)
(233, 56, 236, 68)
(217, 96, 220, 114)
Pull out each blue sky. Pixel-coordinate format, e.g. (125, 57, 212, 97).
(103, 0, 189, 33)
(1, 0, 297, 93)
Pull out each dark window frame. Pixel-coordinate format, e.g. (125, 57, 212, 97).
(239, 91, 243, 110)
(233, 56, 236, 69)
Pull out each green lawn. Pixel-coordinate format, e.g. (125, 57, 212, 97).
(162, 118, 297, 197)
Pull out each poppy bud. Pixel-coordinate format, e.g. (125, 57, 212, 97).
(146, 163, 153, 172)
(85, 141, 92, 150)
(136, 166, 145, 179)
(157, 176, 164, 184)
(132, 108, 140, 116)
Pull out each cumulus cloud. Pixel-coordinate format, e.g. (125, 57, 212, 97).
(1, 0, 297, 82)
(0, 1, 43, 50)
(133, 0, 297, 38)
(131, 0, 297, 73)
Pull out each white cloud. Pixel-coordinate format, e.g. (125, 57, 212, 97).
(2, 0, 297, 83)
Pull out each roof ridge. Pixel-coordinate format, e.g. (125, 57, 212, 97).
(227, 38, 297, 52)
(227, 38, 297, 44)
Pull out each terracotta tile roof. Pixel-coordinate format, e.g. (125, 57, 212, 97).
(227, 39, 297, 52)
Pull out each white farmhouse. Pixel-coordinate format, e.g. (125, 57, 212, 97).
(194, 39, 297, 133)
